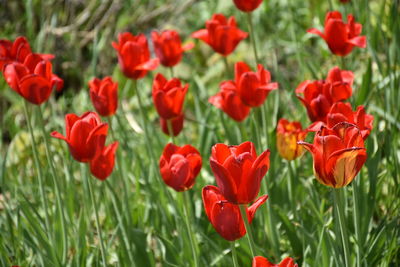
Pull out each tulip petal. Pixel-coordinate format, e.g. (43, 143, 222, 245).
(347, 36, 367, 48)
(247, 195, 268, 223)
(136, 58, 159, 70)
(210, 159, 238, 203)
(192, 29, 209, 43)
(307, 28, 325, 39)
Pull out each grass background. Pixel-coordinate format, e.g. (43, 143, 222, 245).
(0, 0, 399, 266)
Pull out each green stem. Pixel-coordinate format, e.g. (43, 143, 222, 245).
(169, 67, 174, 78)
(239, 204, 256, 257)
(86, 169, 107, 266)
(231, 241, 239, 267)
(334, 188, 351, 267)
(37, 105, 68, 263)
(22, 101, 51, 236)
(340, 56, 347, 70)
(182, 191, 199, 267)
(223, 56, 230, 76)
(247, 12, 260, 64)
(166, 119, 176, 144)
(352, 177, 362, 267)
(287, 160, 296, 218)
(238, 120, 249, 141)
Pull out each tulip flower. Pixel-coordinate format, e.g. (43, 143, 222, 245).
(112, 32, 159, 79)
(308, 11, 366, 56)
(152, 73, 188, 120)
(151, 30, 194, 67)
(234, 62, 278, 107)
(89, 76, 118, 117)
(192, 14, 248, 56)
(90, 142, 119, 181)
(296, 66, 353, 122)
(160, 114, 184, 137)
(252, 256, 298, 267)
(298, 122, 367, 188)
(3, 53, 63, 105)
(277, 119, 307, 161)
(233, 0, 263, 12)
(210, 141, 270, 204)
(0, 36, 54, 71)
(202, 185, 268, 241)
(209, 80, 250, 122)
(159, 143, 202, 191)
(339, 0, 351, 3)
(51, 111, 108, 162)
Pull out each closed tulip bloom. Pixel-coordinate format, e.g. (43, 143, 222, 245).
(51, 111, 108, 162)
(308, 11, 366, 56)
(233, 0, 263, 12)
(327, 102, 373, 140)
(89, 77, 118, 117)
(296, 67, 353, 122)
(252, 256, 298, 267)
(192, 14, 248, 56)
(151, 30, 194, 67)
(202, 185, 268, 241)
(277, 119, 307, 161)
(3, 53, 63, 105)
(159, 143, 202, 191)
(209, 80, 250, 122)
(298, 122, 367, 188)
(152, 73, 188, 120)
(210, 141, 270, 204)
(90, 142, 119, 181)
(112, 32, 159, 79)
(235, 62, 278, 107)
(160, 114, 184, 137)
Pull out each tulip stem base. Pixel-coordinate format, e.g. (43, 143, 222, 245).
(182, 191, 199, 267)
(239, 204, 256, 257)
(334, 188, 351, 267)
(86, 169, 107, 266)
(231, 241, 239, 267)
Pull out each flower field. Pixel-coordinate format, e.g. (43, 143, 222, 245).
(0, 0, 399, 266)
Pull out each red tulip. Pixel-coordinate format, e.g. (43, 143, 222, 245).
(159, 143, 202, 191)
(3, 53, 63, 105)
(192, 14, 248, 56)
(298, 122, 367, 188)
(202, 185, 268, 241)
(210, 141, 270, 204)
(209, 80, 250, 122)
(89, 76, 118, 117)
(90, 142, 119, 181)
(0, 36, 54, 71)
(339, 0, 351, 3)
(296, 67, 353, 122)
(112, 32, 159, 79)
(308, 11, 366, 56)
(233, 0, 263, 12)
(51, 111, 108, 163)
(152, 73, 188, 120)
(235, 62, 278, 107)
(252, 256, 298, 267)
(160, 114, 184, 137)
(277, 119, 308, 161)
(151, 30, 194, 67)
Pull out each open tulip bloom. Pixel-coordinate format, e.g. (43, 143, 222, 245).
(112, 32, 159, 80)
(192, 14, 248, 56)
(308, 11, 366, 56)
(298, 122, 367, 188)
(151, 30, 194, 67)
(202, 185, 268, 241)
(252, 256, 298, 267)
(210, 141, 270, 204)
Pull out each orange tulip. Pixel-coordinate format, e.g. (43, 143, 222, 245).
(277, 119, 307, 161)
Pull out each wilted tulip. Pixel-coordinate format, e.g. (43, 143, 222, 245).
(277, 119, 307, 161)
(51, 112, 108, 162)
(90, 142, 119, 181)
(159, 143, 202, 191)
(210, 141, 270, 204)
(252, 256, 298, 267)
(3, 53, 63, 105)
(308, 11, 366, 56)
(298, 122, 367, 188)
(202, 185, 268, 241)
(192, 14, 248, 56)
(112, 32, 159, 79)
(89, 76, 118, 117)
(151, 30, 194, 67)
